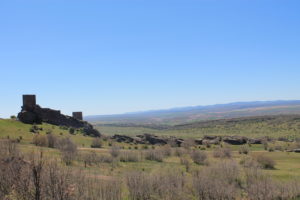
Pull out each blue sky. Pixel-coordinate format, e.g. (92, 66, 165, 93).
(0, 0, 300, 118)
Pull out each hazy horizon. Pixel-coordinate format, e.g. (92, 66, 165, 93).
(1, 0, 300, 118)
(2, 98, 300, 119)
(85, 99, 300, 117)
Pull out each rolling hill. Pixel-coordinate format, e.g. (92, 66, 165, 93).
(86, 100, 300, 125)
(94, 114, 300, 139)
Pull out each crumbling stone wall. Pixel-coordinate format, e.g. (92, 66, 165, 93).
(72, 112, 83, 120)
(17, 95, 100, 137)
(22, 95, 36, 111)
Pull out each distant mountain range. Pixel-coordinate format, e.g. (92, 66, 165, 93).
(85, 100, 300, 125)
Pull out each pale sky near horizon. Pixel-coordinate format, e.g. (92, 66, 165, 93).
(0, 0, 300, 118)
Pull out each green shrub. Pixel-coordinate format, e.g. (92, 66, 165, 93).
(59, 126, 68, 130)
(268, 147, 274, 152)
(69, 127, 75, 135)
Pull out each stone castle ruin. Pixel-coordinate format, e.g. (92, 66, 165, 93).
(72, 112, 83, 120)
(23, 95, 36, 111)
(18, 95, 100, 137)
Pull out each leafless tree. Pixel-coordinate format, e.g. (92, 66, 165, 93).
(109, 145, 120, 158)
(56, 138, 78, 165)
(190, 150, 208, 165)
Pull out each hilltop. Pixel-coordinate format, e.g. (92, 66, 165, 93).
(0, 119, 94, 147)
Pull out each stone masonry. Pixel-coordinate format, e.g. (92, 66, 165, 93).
(18, 95, 100, 137)
(72, 112, 83, 120)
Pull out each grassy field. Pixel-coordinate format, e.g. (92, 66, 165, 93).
(12, 141, 300, 181)
(0, 118, 299, 180)
(95, 115, 300, 139)
(0, 119, 94, 147)
(1, 118, 300, 199)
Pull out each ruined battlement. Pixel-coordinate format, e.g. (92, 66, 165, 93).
(18, 95, 100, 137)
(22, 95, 36, 111)
(72, 112, 83, 120)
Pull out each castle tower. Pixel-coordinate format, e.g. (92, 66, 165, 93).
(22, 95, 36, 111)
(72, 112, 83, 120)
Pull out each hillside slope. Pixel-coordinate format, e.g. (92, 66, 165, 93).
(0, 119, 94, 146)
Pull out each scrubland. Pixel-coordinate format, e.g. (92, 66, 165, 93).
(1, 118, 300, 199)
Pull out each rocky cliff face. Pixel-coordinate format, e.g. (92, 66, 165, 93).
(18, 104, 100, 137)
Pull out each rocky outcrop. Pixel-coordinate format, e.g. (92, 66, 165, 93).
(172, 138, 185, 147)
(111, 133, 293, 147)
(18, 104, 100, 137)
(201, 135, 221, 145)
(194, 139, 203, 145)
(294, 149, 300, 153)
(136, 134, 168, 145)
(222, 136, 248, 145)
(111, 134, 184, 146)
(195, 135, 266, 145)
(111, 134, 137, 143)
(248, 138, 263, 144)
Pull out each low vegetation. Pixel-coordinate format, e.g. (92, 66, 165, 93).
(213, 147, 232, 158)
(96, 115, 300, 139)
(256, 154, 276, 169)
(0, 118, 300, 199)
(190, 150, 208, 165)
(1, 137, 300, 200)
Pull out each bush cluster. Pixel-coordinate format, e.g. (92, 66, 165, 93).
(190, 150, 208, 165)
(1, 140, 299, 200)
(213, 147, 232, 158)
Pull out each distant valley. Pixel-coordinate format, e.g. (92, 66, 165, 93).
(86, 100, 300, 125)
